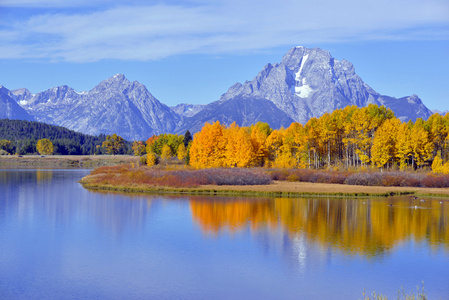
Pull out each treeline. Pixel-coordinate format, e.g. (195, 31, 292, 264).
(0, 119, 132, 155)
(186, 105, 449, 173)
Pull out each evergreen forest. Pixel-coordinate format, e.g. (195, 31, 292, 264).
(0, 119, 132, 155)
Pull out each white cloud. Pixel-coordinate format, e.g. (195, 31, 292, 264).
(0, 0, 448, 62)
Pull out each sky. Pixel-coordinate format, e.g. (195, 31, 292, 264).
(0, 0, 448, 111)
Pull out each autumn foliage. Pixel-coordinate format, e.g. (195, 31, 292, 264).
(36, 138, 54, 155)
(188, 105, 449, 172)
(189, 197, 449, 253)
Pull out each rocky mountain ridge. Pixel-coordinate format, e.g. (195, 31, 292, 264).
(215, 46, 432, 124)
(9, 74, 180, 140)
(2, 46, 435, 140)
(0, 85, 34, 121)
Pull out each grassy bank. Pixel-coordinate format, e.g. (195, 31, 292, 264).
(0, 155, 139, 168)
(79, 165, 449, 198)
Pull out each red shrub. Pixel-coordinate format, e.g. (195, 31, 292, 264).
(89, 166, 272, 188)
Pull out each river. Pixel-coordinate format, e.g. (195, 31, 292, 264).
(1, 169, 448, 299)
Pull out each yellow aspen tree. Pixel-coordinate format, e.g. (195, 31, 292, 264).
(341, 105, 358, 168)
(224, 124, 256, 167)
(161, 144, 172, 164)
(304, 118, 322, 168)
(189, 121, 227, 168)
(177, 143, 186, 161)
(395, 122, 413, 170)
(250, 122, 272, 166)
(283, 122, 308, 168)
(351, 105, 394, 167)
(425, 113, 448, 156)
(273, 144, 297, 168)
(410, 119, 434, 167)
(223, 123, 239, 167)
(265, 128, 285, 166)
(371, 118, 401, 168)
(0, 140, 13, 154)
(329, 108, 346, 165)
(147, 152, 157, 166)
(36, 139, 54, 155)
(444, 113, 449, 160)
(102, 134, 124, 155)
(432, 152, 449, 174)
(351, 108, 371, 164)
(318, 113, 338, 167)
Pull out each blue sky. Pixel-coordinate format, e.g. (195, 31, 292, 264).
(0, 0, 448, 110)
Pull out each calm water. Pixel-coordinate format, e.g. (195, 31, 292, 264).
(1, 169, 448, 299)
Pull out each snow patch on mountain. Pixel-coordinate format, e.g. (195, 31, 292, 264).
(296, 54, 309, 78)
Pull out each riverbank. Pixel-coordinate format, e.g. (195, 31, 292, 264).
(0, 155, 139, 168)
(80, 176, 449, 198)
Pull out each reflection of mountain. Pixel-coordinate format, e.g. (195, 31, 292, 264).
(1, 170, 156, 237)
(190, 197, 449, 257)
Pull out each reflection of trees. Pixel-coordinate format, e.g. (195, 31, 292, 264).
(190, 197, 449, 256)
(36, 170, 53, 182)
(190, 197, 278, 234)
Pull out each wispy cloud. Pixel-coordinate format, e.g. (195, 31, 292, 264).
(1, 0, 448, 62)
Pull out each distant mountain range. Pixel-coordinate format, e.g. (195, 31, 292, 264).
(432, 109, 449, 115)
(1, 46, 435, 140)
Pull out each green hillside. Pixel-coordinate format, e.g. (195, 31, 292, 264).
(0, 119, 131, 155)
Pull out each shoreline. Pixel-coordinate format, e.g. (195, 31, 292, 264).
(3, 156, 449, 198)
(79, 179, 449, 199)
(0, 155, 139, 168)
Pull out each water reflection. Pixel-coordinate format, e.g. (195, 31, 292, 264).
(2, 170, 447, 257)
(0, 169, 158, 238)
(2, 169, 449, 298)
(189, 196, 449, 256)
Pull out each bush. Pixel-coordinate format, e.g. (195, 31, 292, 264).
(344, 172, 425, 187)
(86, 165, 272, 188)
(421, 174, 449, 188)
(139, 155, 147, 166)
(269, 169, 349, 184)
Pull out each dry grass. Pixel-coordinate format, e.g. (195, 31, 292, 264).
(79, 165, 449, 198)
(87, 165, 272, 188)
(76, 164, 449, 198)
(0, 155, 139, 168)
(194, 181, 449, 197)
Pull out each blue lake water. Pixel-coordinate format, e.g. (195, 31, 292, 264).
(0, 169, 448, 299)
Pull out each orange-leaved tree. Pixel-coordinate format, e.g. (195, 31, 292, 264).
(224, 123, 257, 167)
(250, 122, 272, 166)
(189, 121, 227, 168)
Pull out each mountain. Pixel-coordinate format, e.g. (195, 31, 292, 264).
(432, 109, 449, 116)
(10, 74, 179, 140)
(0, 86, 34, 121)
(170, 103, 205, 118)
(2, 46, 435, 139)
(215, 46, 432, 124)
(176, 96, 294, 134)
